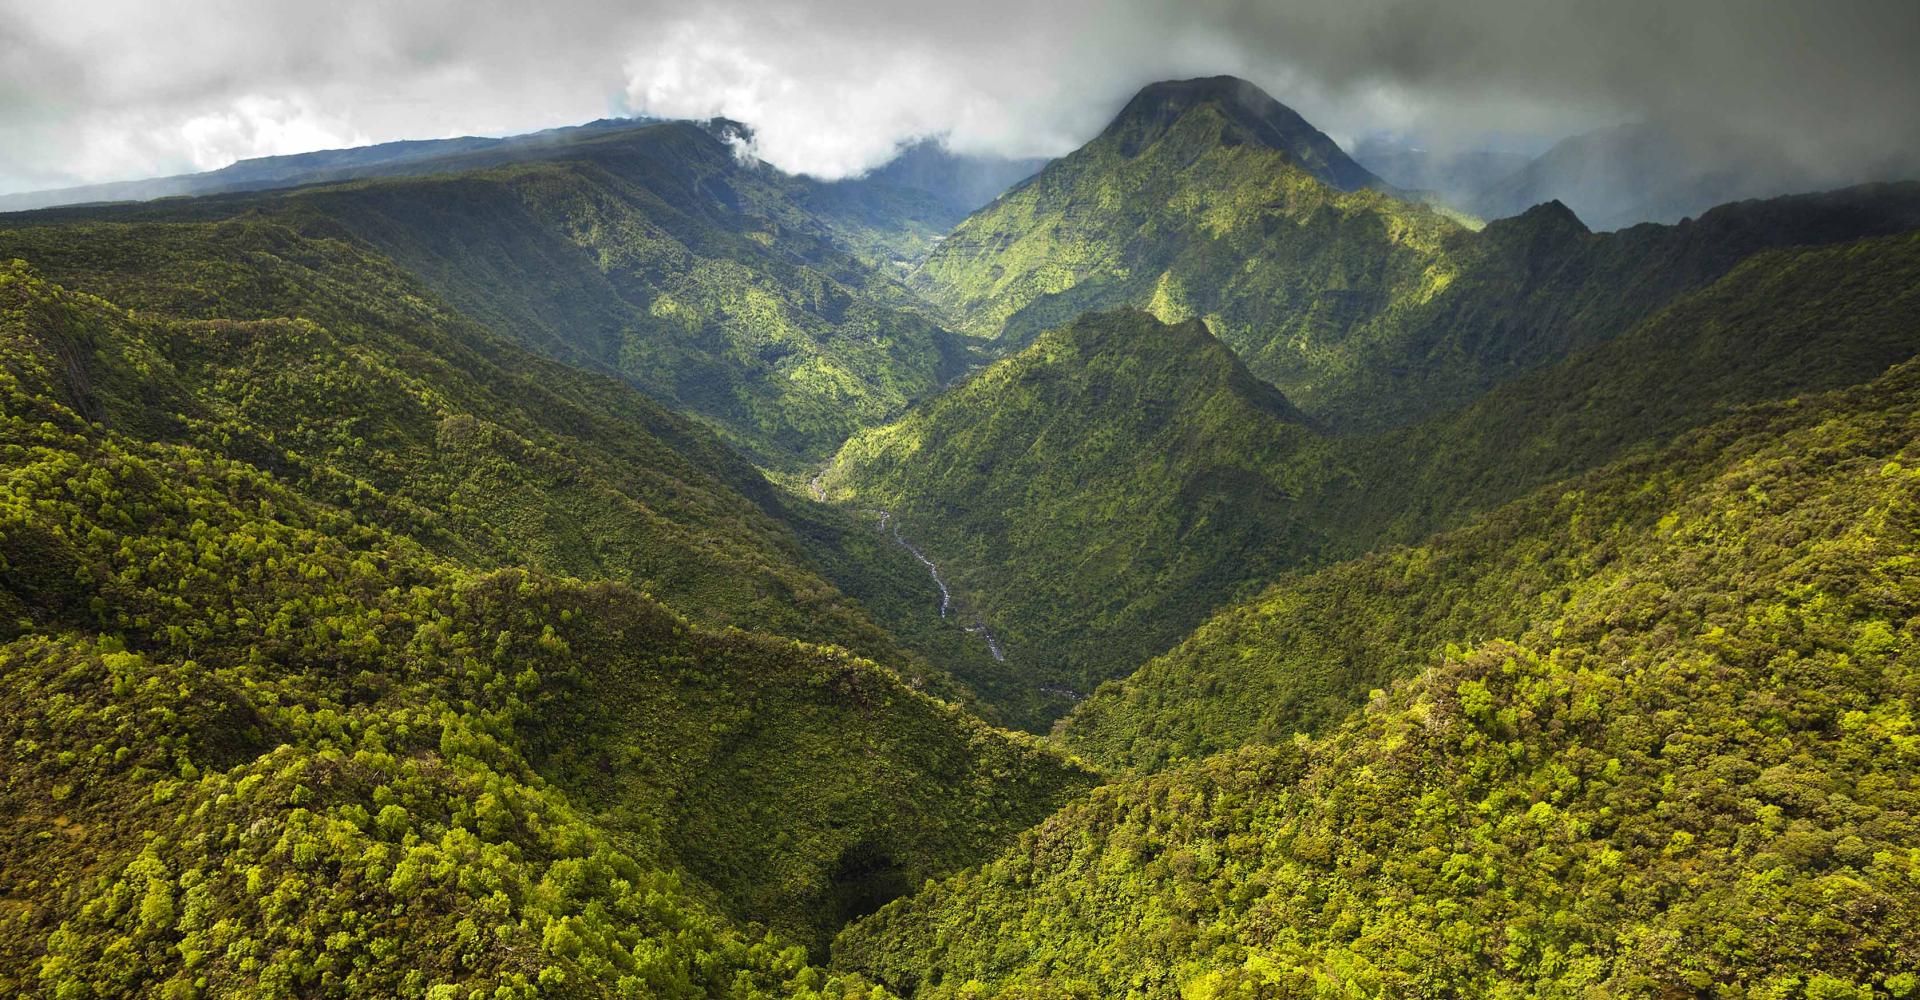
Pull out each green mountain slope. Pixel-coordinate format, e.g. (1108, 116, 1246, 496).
(819, 310, 1319, 724)
(0, 218, 982, 693)
(10, 120, 978, 468)
(828, 224, 1920, 727)
(1062, 234, 1920, 771)
(913, 74, 1920, 433)
(911, 77, 1461, 414)
(834, 344, 1920, 1000)
(0, 257, 1094, 995)
(1340, 228, 1920, 545)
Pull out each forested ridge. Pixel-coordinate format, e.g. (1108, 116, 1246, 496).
(837, 344, 1920, 999)
(3, 68, 1919, 1000)
(0, 252, 1093, 996)
(10, 120, 986, 468)
(828, 223, 1920, 724)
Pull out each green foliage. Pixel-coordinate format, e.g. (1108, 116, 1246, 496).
(6, 74, 1920, 1000)
(21, 121, 981, 468)
(913, 76, 1920, 433)
(830, 222, 1920, 727)
(836, 351, 1920, 997)
(1342, 230, 1920, 544)
(822, 310, 1318, 723)
(1060, 230, 1920, 767)
(912, 82, 1463, 427)
(0, 219, 984, 697)
(0, 254, 1093, 995)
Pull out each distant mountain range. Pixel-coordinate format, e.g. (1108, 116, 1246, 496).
(0, 118, 662, 212)
(1349, 134, 1534, 210)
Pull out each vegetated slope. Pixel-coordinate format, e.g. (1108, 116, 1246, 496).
(911, 76, 1462, 414)
(914, 72, 1920, 432)
(835, 350, 1920, 999)
(819, 310, 1318, 724)
(1059, 229, 1920, 769)
(0, 261, 1095, 996)
(8, 120, 979, 467)
(1343, 229, 1920, 544)
(0, 218, 985, 701)
(828, 224, 1920, 727)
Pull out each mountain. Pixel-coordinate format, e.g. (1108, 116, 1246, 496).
(799, 140, 1049, 270)
(827, 190, 1920, 727)
(834, 331, 1920, 999)
(0, 223, 1097, 994)
(908, 76, 1456, 394)
(0, 117, 666, 213)
(1099, 76, 1384, 191)
(9, 67, 1920, 1000)
(1302, 181, 1920, 432)
(0, 216, 986, 687)
(819, 310, 1318, 724)
(1059, 231, 1920, 771)
(906, 71, 1920, 429)
(8, 119, 980, 468)
(1338, 226, 1920, 545)
(1468, 120, 1824, 231)
(913, 74, 1920, 434)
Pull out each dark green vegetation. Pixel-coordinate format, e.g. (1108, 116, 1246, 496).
(1059, 234, 1920, 769)
(6, 70, 1920, 1000)
(836, 326, 1920, 1000)
(911, 76, 1465, 422)
(0, 228, 1094, 996)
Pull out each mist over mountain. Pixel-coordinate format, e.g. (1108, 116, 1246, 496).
(843, 139, 1049, 217)
(1468, 120, 1836, 230)
(1349, 134, 1534, 211)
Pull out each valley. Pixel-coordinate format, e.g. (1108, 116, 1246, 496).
(3, 54, 1916, 1000)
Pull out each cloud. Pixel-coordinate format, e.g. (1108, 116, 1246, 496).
(617, 0, 1248, 175)
(0, 0, 1915, 194)
(179, 97, 369, 171)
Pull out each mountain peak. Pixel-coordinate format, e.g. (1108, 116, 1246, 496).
(1101, 76, 1381, 191)
(1488, 197, 1592, 237)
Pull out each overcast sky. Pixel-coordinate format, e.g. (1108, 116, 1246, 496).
(2, 0, 1916, 195)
